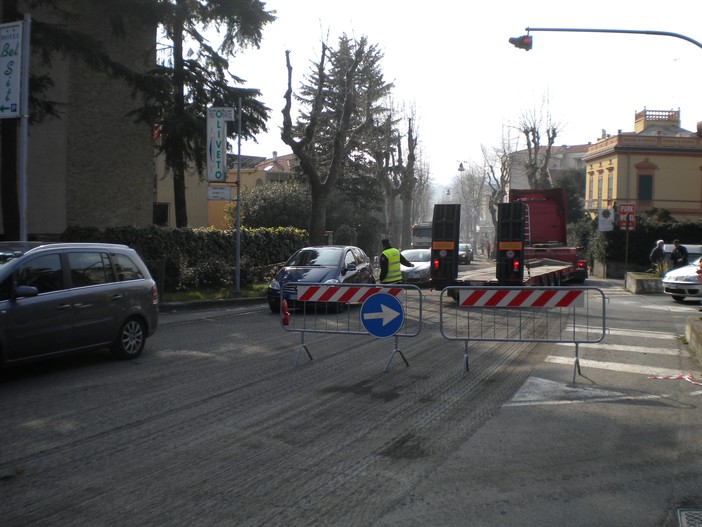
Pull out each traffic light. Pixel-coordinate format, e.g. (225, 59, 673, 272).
(509, 34, 533, 51)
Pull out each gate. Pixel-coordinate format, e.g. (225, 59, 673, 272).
(440, 286, 606, 381)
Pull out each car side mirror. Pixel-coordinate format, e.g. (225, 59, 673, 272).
(14, 285, 38, 299)
(342, 262, 357, 275)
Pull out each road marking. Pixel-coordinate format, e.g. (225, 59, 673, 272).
(506, 377, 666, 407)
(556, 342, 680, 356)
(545, 356, 686, 377)
(571, 326, 674, 340)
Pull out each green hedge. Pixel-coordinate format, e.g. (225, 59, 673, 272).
(568, 218, 702, 271)
(61, 225, 308, 292)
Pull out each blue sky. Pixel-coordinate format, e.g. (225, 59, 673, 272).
(231, 0, 702, 186)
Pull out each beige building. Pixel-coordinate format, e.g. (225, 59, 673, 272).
(508, 144, 589, 191)
(154, 151, 297, 229)
(0, 2, 155, 239)
(583, 109, 702, 221)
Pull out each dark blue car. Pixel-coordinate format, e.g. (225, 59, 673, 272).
(267, 245, 375, 313)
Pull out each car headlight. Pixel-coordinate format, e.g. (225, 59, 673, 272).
(324, 278, 340, 284)
(683, 274, 700, 282)
(269, 279, 280, 290)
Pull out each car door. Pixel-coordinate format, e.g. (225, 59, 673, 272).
(65, 251, 124, 350)
(0, 252, 74, 361)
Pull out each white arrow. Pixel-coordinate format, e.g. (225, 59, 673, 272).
(363, 304, 401, 326)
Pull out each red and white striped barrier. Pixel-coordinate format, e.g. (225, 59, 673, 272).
(649, 372, 702, 386)
(296, 285, 403, 303)
(459, 288, 585, 308)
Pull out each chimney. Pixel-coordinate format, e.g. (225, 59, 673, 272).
(272, 151, 277, 161)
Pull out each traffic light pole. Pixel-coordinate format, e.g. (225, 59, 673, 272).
(524, 27, 702, 50)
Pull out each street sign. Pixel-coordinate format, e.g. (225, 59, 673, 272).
(207, 185, 232, 200)
(0, 21, 23, 119)
(360, 293, 404, 338)
(618, 202, 636, 230)
(207, 107, 234, 182)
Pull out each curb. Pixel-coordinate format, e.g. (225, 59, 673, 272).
(159, 296, 267, 312)
(685, 316, 702, 366)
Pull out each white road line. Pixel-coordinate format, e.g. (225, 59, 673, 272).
(571, 326, 674, 340)
(555, 342, 680, 356)
(545, 356, 687, 377)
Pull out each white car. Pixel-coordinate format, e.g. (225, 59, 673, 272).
(401, 248, 431, 285)
(661, 256, 702, 302)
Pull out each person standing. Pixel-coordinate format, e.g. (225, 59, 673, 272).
(649, 239, 666, 271)
(379, 239, 413, 284)
(671, 239, 689, 268)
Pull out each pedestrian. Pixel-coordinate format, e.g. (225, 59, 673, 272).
(486, 240, 492, 259)
(670, 239, 689, 268)
(648, 239, 666, 271)
(379, 239, 413, 284)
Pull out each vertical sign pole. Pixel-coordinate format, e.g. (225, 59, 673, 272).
(18, 15, 30, 241)
(624, 214, 630, 276)
(236, 97, 242, 292)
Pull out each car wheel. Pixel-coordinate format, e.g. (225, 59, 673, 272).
(672, 295, 685, 303)
(112, 317, 146, 360)
(269, 300, 280, 313)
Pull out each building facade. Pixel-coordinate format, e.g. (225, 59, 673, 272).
(583, 109, 702, 221)
(0, 1, 156, 239)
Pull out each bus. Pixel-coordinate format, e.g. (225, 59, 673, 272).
(411, 221, 432, 248)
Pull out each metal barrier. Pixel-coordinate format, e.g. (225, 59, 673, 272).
(279, 283, 422, 371)
(440, 286, 606, 381)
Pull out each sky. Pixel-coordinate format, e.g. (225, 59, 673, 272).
(230, 0, 702, 187)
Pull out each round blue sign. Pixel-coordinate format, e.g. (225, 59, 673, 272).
(360, 293, 404, 338)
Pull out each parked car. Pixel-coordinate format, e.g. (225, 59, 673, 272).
(400, 248, 431, 285)
(458, 243, 473, 264)
(661, 256, 702, 302)
(267, 245, 375, 312)
(0, 242, 159, 365)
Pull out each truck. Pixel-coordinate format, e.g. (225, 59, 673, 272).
(430, 187, 588, 289)
(411, 221, 433, 248)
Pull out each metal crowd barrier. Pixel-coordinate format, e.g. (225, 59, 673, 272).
(279, 282, 422, 372)
(440, 286, 606, 381)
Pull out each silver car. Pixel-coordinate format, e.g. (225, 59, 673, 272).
(0, 242, 159, 365)
(401, 248, 431, 285)
(661, 256, 702, 302)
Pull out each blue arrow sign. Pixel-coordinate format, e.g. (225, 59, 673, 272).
(360, 293, 404, 338)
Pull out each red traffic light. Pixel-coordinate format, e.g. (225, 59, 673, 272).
(509, 35, 533, 51)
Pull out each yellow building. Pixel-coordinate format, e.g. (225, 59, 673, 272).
(155, 151, 297, 229)
(583, 109, 702, 221)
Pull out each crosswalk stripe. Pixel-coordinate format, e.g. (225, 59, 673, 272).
(571, 326, 673, 340)
(545, 355, 686, 377)
(555, 342, 680, 356)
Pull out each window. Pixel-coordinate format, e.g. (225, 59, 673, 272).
(16, 254, 63, 294)
(112, 253, 144, 281)
(607, 174, 613, 200)
(68, 252, 113, 287)
(638, 175, 653, 201)
(153, 202, 169, 227)
(345, 250, 356, 267)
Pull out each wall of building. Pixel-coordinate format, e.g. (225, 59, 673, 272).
(0, 1, 156, 238)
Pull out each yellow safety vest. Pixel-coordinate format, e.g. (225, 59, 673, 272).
(382, 247, 402, 283)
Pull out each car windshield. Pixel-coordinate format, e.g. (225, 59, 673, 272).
(287, 247, 342, 267)
(459, 244, 471, 252)
(401, 249, 430, 263)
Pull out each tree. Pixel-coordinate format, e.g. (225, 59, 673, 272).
(282, 35, 393, 245)
(135, 0, 276, 227)
(518, 104, 561, 189)
(230, 180, 310, 229)
(454, 162, 485, 243)
(554, 167, 586, 223)
(483, 141, 512, 253)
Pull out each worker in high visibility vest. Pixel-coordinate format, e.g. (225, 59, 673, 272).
(379, 239, 413, 284)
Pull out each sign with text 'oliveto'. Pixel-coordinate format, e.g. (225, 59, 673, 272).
(207, 107, 234, 182)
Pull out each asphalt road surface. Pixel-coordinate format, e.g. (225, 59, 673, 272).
(1, 272, 701, 526)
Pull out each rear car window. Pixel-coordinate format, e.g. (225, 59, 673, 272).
(112, 253, 144, 281)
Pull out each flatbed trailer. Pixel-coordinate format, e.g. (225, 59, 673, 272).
(453, 259, 583, 286)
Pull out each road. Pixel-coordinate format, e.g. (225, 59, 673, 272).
(1, 268, 701, 526)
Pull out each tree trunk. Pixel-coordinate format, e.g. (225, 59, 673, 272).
(309, 183, 328, 245)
